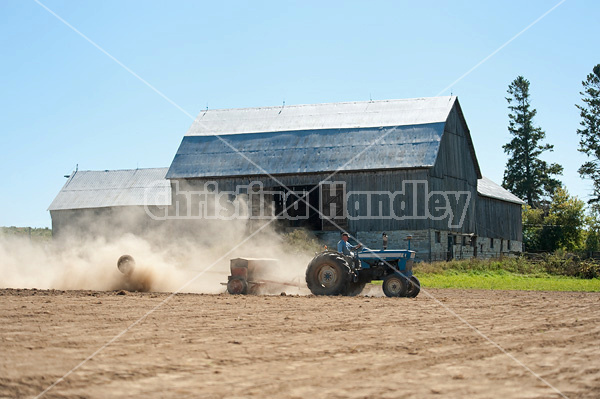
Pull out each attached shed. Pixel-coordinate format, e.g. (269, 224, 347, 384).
(166, 96, 523, 260)
(48, 168, 171, 239)
(475, 176, 525, 258)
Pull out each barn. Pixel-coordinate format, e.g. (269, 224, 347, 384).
(48, 96, 523, 260)
(165, 96, 524, 261)
(48, 168, 171, 239)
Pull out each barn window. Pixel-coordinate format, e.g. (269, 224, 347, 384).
(507, 240, 511, 251)
(490, 238, 494, 248)
(435, 231, 441, 243)
(462, 236, 467, 246)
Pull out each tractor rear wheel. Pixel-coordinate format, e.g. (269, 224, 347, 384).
(383, 274, 407, 297)
(306, 252, 351, 296)
(405, 276, 421, 298)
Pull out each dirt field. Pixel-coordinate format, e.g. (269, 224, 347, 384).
(1, 288, 598, 399)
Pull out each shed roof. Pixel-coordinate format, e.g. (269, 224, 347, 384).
(167, 97, 459, 179)
(477, 176, 525, 205)
(48, 168, 171, 211)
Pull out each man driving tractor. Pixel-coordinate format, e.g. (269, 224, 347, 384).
(337, 232, 362, 256)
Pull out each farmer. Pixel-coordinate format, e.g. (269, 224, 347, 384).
(337, 232, 362, 256)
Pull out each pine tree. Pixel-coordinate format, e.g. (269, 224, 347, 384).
(502, 76, 563, 208)
(576, 64, 600, 203)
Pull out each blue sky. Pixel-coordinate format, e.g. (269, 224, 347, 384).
(1, 0, 598, 228)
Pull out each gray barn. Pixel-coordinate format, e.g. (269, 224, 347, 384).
(165, 96, 524, 260)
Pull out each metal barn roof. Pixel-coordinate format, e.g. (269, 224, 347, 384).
(167, 97, 457, 179)
(477, 176, 525, 205)
(48, 168, 171, 211)
(186, 96, 456, 136)
(168, 123, 445, 178)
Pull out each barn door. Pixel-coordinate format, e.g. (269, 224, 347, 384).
(319, 182, 348, 231)
(447, 235, 454, 261)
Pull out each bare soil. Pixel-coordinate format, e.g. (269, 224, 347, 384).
(1, 287, 598, 398)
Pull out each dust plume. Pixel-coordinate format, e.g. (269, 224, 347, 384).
(0, 206, 321, 294)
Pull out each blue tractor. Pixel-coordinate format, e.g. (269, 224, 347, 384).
(305, 236, 420, 297)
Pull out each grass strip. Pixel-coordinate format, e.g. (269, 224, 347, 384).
(415, 271, 600, 292)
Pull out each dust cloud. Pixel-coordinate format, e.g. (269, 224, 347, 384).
(0, 207, 319, 294)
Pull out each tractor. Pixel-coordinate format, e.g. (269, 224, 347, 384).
(305, 235, 420, 297)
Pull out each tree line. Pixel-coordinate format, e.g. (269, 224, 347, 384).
(502, 64, 600, 253)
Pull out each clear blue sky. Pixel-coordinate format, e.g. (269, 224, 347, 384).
(1, 0, 598, 228)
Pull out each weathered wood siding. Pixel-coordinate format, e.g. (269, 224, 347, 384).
(428, 103, 479, 234)
(50, 206, 167, 239)
(475, 196, 522, 241)
(431, 103, 479, 183)
(173, 168, 437, 233)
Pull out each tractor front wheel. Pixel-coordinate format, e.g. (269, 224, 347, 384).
(383, 274, 407, 297)
(306, 252, 351, 296)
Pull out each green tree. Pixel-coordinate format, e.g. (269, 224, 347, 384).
(502, 76, 563, 208)
(584, 205, 600, 252)
(576, 64, 600, 204)
(522, 188, 586, 252)
(521, 205, 545, 251)
(546, 187, 586, 251)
